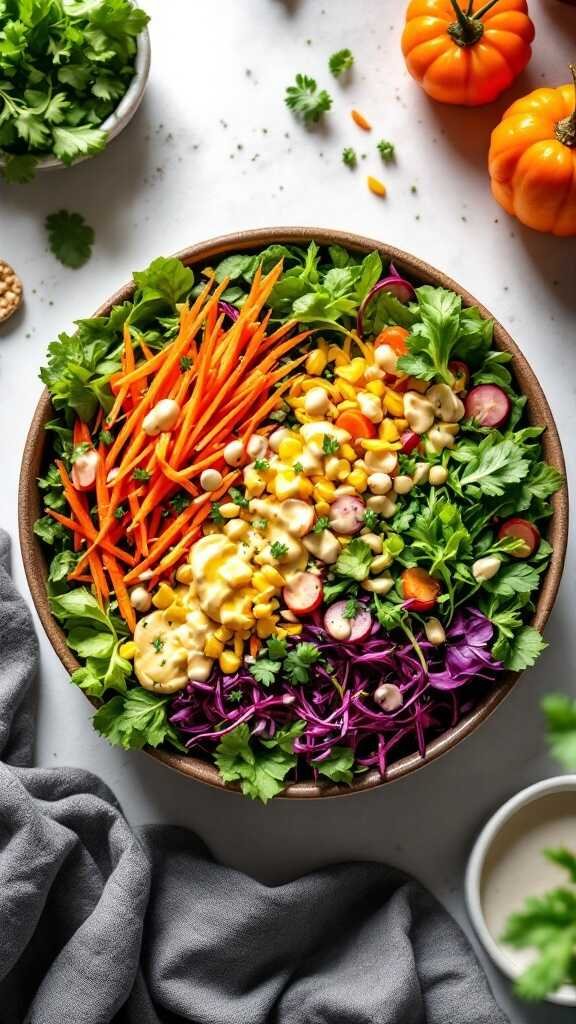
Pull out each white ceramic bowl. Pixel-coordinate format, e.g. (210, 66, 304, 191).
(466, 776, 576, 1007)
(1, 26, 150, 174)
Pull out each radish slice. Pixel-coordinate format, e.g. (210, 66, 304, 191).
(324, 600, 372, 642)
(71, 449, 99, 491)
(401, 430, 420, 454)
(328, 495, 366, 535)
(283, 572, 323, 616)
(357, 269, 416, 338)
(497, 518, 541, 558)
(464, 384, 511, 428)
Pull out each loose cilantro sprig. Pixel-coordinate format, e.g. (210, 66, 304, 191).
(342, 146, 357, 168)
(377, 139, 395, 163)
(284, 74, 332, 124)
(215, 721, 304, 803)
(46, 211, 95, 269)
(329, 49, 354, 77)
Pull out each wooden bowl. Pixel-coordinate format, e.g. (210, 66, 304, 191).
(18, 228, 569, 798)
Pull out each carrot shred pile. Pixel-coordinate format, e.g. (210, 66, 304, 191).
(43, 259, 311, 627)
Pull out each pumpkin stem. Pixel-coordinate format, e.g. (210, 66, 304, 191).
(447, 0, 484, 47)
(472, 0, 502, 20)
(555, 64, 576, 149)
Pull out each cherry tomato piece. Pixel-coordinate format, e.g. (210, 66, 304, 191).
(374, 325, 410, 356)
(401, 567, 441, 611)
(497, 518, 541, 559)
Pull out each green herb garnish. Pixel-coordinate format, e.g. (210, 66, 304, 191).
(342, 147, 357, 168)
(284, 74, 332, 124)
(322, 434, 339, 455)
(377, 139, 395, 163)
(270, 541, 289, 559)
(133, 467, 151, 482)
(329, 49, 354, 77)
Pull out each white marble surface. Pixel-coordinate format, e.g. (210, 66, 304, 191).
(1, 1, 575, 1020)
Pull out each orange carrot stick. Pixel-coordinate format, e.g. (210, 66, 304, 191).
(103, 553, 136, 632)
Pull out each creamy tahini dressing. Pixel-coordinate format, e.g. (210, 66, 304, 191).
(133, 607, 212, 693)
(481, 791, 576, 975)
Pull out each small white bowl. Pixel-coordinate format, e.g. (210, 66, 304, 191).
(466, 775, 576, 1007)
(1, 26, 150, 175)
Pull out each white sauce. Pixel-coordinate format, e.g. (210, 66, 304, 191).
(481, 791, 576, 976)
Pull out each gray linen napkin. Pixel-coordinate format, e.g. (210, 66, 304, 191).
(0, 530, 509, 1024)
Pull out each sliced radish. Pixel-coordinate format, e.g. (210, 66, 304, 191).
(464, 384, 511, 428)
(283, 572, 323, 616)
(71, 449, 99, 491)
(497, 518, 541, 558)
(324, 600, 372, 642)
(401, 430, 421, 455)
(328, 495, 366, 535)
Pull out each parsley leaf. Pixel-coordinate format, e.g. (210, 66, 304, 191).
(133, 467, 151, 482)
(249, 658, 282, 687)
(335, 539, 373, 581)
(322, 434, 340, 454)
(93, 689, 183, 751)
(342, 146, 357, 168)
(542, 694, 576, 770)
(284, 642, 321, 684)
(270, 541, 289, 559)
(314, 515, 330, 533)
(215, 721, 304, 803)
(254, 458, 269, 471)
(285, 74, 332, 124)
(210, 502, 225, 524)
(229, 487, 249, 508)
(50, 588, 131, 699)
(497, 625, 547, 671)
(459, 440, 530, 497)
(483, 562, 540, 597)
(329, 49, 354, 77)
(46, 210, 94, 269)
(377, 139, 395, 163)
(315, 746, 354, 784)
(343, 597, 360, 619)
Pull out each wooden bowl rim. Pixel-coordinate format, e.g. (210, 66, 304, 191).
(18, 226, 569, 799)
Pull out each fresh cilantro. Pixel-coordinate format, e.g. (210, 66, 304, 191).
(322, 434, 339, 455)
(50, 588, 131, 699)
(99, 429, 114, 446)
(253, 517, 268, 530)
(397, 287, 490, 385)
(266, 636, 287, 660)
(227, 689, 243, 704)
(215, 721, 305, 803)
(48, 549, 80, 583)
(542, 694, 576, 770)
(323, 577, 357, 604)
(458, 440, 530, 497)
(362, 508, 379, 531)
(315, 746, 354, 784)
(229, 487, 249, 508)
(93, 689, 183, 752)
(254, 458, 270, 471)
(179, 356, 193, 372)
(483, 562, 540, 597)
(329, 48, 354, 77)
(270, 541, 289, 559)
(46, 209, 95, 268)
(249, 658, 282, 687)
(169, 492, 191, 515)
(373, 597, 407, 631)
(502, 849, 576, 1001)
(314, 515, 331, 533)
(342, 147, 357, 168)
(495, 625, 547, 671)
(284, 74, 332, 124)
(113, 504, 126, 520)
(284, 642, 321, 684)
(293, 461, 304, 474)
(2, 154, 38, 184)
(210, 502, 225, 524)
(33, 514, 67, 546)
(133, 467, 152, 482)
(335, 539, 373, 581)
(343, 597, 360, 619)
(377, 139, 395, 163)
(151, 636, 165, 653)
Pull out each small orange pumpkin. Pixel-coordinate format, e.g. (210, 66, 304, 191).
(401, 0, 535, 107)
(488, 66, 576, 236)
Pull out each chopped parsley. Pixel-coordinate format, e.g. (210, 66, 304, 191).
(227, 689, 244, 704)
(151, 636, 165, 653)
(210, 502, 225, 524)
(322, 434, 339, 455)
(229, 487, 250, 509)
(377, 139, 395, 163)
(314, 516, 330, 533)
(113, 505, 126, 520)
(270, 541, 289, 559)
(180, 356, 193, 372)
(342, 147, 357, 168)
(169, 493, 192, 515)
(133, 467, 152, 482)
(254, 458, 270, 471)
(284, 74, 332, 125)
(99, 429, 114, 446)
(293, 461, 304, 474)
(329, 49, 354, 77)
(253, 517, 268, 530)
(343, 597, 360, 619)
(362, 508, 379, 531)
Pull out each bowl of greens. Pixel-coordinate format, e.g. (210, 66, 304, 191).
(19, 228, 568, 801)
(0, 0, 151, 184)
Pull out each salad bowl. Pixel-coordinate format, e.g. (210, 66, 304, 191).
(19, 228, 568, 799)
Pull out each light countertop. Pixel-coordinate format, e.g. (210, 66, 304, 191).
(1, 2, 575, 1020)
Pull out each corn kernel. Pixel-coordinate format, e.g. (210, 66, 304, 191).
(383, 391, 405, 417)
(313, 480, 336, 502)
(275, 473, 301, 500)
(253, 602, 275, 619)
(315, 500, 331, 517)
(298, 477, 315, 499)
(379, 420, 400, 443)
(275, 627, 288, 640)
(256, 617, 277, 638)
(224, 517, 250, 540)
(165, 603, 187, 624)
(366, 380, 386, 397)
(261, 565, 285, 587)
(327, 345, 348, 366)
(204, 636, 225, 658)
(295, 410, 312, 425)
(341, 443, 357, 461)
(278, 437, 303, 460)
(243, 469, 266, 497)
(233, 634, 244, 657)
(175, 564, 193, 584)
(394, 418, 409, 431)
(305, 349, 328, 376)
(219, 502, 241, 518)
(336, 400, 359, 413)
(119, 641, 139, 659)
(225, 557, 253, 589)
(301, 378, 333, 393)
(283, 623, 303, 636)
(439, 422, 460, 436)
(219, 650, 241, 674)
(336, 379, 359, 402)
(348, 468, 368, 492)
(360, 438, 402, 452)
(214, 626, 234, 643)
(152, 583, 176, 610)
(335, 358, 366, 384)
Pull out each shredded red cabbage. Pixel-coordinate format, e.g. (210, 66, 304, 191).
(217, 300, 240, 322)
(169, 608, 501, 781)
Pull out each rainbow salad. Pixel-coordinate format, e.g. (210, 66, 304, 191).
(36, 242, 563, 801)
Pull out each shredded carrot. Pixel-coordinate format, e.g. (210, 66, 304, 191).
(103, 553, 135, 632)
(351, 109, 372, 130)
(249, 635, 261, 658)
(367, 175, 387, 198)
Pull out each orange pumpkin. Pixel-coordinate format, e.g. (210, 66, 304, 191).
(488, 67, 576, 236)
(401, 0, 535, 107)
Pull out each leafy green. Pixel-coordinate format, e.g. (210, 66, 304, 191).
(249, 657, 282, 688)
(93, 688, 184, 751)
(483, 562, 540, 597)
(284, 74, 332, 124)
(329, 49, 354, 77)
(284, 643, 321, 684)
(33, 514, 67, 546)
(50, 587, 132, 698)
(46, 210, 94, 268)
(377, 139, 395, 163)
(542, 694, 576, 770)
(342, 146, 357, 168)
(315, 746, 354, 784)
(0, 0, 149, 179)
(397, 288, 492, 385)
(270, 541, 289, 559)
(457, 439, 530, 497)
(132, 257, 194, 308)
(215, 721, 304, 803)
(335, 539, 373, 582)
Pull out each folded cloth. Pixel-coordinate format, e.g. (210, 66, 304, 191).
(0, 530, 509, 1024)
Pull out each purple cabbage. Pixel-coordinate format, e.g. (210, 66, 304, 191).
(217, 300, 240, 322)
(357, 262, 417, 339)
(169, 608, 502, 782)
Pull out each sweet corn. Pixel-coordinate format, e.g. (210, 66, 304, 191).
(219, 502, 241, 518)
(261, 565, 285, 587)
(119, 641, 139, 660)
(152, 583, 176, 610)
(175, 564, 193, 584)
(394, 418, 409, 432)
(224, 518, 250, 542)
(383, 391, 405, 417)
(278, 437, 303, 460)
(379, 419, 400, 443)
(275, 627, 288, 640)
(295, 410, 313, 425)
(298, 477, 314, 499)
(283, 623, 303, 636)
(366, 380, 386, 397)
(256, 617, 278, 638)
(348, 468, 368, 492)
(313, 480, 336, 502)
(275, 473, 301, 500)
(336, 400, 358, 412)
(315, 500, 331, 517)
(305, 349, 328, 376)
(233, 634, 244, 657)
(327, 345, 348, 366)
(253, 601, 275, 619)
(219, 650, 241, 674)
(204, 636, 225, 658)
(243, 468, 266, 497)
(439, 422, 460, 436)
(361, 438, 401, 452)
(252, 571, 272, 592)
(214, 626, 234, 643)
(336, 379, 360, 402)
(335, 358, 366, 384)
(165, 603, 187, 624)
